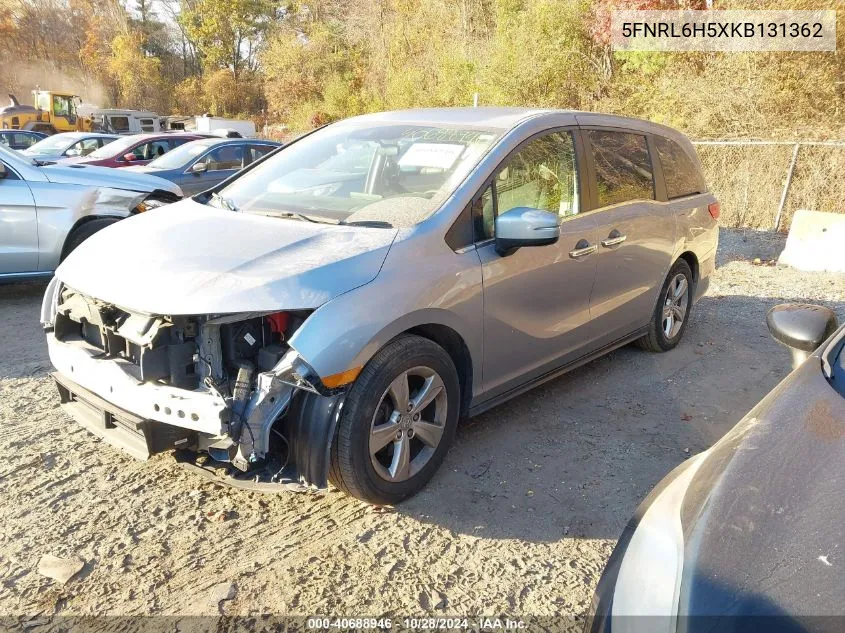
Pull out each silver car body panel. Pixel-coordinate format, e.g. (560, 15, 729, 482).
(0, 145, 183, 277)
(54, 200, 397, 314)
(43, 108, 718, 477)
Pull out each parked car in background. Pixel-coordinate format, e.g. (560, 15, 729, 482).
(21, 132, 120, 163)
(125, 137, 281, 195)
(586, 304, 844, 632)
(0, 130, 47, 150)
(59, 133, 205, 168)
(0, 144, 182, 281)
(42, 108, 718, 504)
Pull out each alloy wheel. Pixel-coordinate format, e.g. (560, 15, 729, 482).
(662, 273, 690, 339)
(369, 366, 448, 483)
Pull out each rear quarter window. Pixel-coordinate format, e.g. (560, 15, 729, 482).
(655, 136, 704, 199)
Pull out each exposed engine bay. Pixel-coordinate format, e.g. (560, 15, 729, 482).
(46, 285, 344, 491)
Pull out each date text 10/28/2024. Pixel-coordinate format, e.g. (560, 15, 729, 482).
(307, 617, 529, 630)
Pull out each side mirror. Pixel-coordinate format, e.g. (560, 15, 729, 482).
(0, 162, 7, 179)
(767, 303, 839, 369)
(495, 207, 559, 256)
(190, 162, 207, 174)
(123, 153, 137, 162)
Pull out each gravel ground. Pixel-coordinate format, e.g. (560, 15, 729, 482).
(0, 228, 843, 626)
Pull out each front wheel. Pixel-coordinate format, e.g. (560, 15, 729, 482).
(635, 259, 694, 352)
(329, 335, 460, 505)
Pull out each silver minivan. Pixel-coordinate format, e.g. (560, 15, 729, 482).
(42, 108, 719, 504)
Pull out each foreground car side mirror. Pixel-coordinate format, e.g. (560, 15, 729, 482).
(0, 162, 6, 179)
(190, 162, 207, 174)
(495, 207, 559, 256)
(767, 303, 839, 369)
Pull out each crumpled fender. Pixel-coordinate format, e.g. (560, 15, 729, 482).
(79, 187, 146, 219)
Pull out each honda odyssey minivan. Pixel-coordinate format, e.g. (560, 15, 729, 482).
(42, 108, 719, 504)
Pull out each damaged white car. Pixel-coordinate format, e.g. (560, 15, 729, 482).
(0, 144, 182, 281)
(42, 108, 718, 504)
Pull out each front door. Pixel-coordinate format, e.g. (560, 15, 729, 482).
(583, 129, 676, 343)
(0, 162, 38, 274)
(476, 129, 600, 400)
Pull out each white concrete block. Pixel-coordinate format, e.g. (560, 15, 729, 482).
(778, 209, 845, 273)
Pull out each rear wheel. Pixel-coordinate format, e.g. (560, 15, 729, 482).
(60, 218, 120, 261)
(636, 259, 694, 352)
(329, 335, 460, 505)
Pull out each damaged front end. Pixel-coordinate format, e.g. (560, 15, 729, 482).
(43, 282, 348, 492)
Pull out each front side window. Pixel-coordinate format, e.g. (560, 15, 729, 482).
(213, 123, 502, 228)
(654, 136, 703, 199)
(588, 131, 654, 207)
(473, 131, 579, 241)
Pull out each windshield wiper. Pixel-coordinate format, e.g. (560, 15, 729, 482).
(340, 220, 394, 228)
(257, 210, 339, 224)
(211, 192, 239, 212)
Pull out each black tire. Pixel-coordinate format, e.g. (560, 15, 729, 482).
(329, 335, 460, 505)
(60, 218, 119, 261)
(635, 259, 694, 353)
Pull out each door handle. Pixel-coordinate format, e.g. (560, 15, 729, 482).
(569, 239, 597, 259)
(601, 230, 627, 248)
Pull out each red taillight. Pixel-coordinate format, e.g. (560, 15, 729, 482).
(708, 201, 720, 221)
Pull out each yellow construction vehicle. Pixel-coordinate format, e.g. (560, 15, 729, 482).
(0, 89, 93, 134)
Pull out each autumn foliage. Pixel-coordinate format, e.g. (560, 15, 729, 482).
(0, 0, 842, 141)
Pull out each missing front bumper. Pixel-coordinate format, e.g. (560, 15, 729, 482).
(52, 370, 346, 493)
(53, 372, 195, 460)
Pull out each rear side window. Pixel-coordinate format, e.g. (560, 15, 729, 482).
(247, 144, 276, 163)
(588, 131, 654, 207)
(654, 136, 703, 199)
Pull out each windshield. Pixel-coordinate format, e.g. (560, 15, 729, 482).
(22, 135, 77, 156)
(212, 123, 501, 227)
(89, 135, 138, 158)
(147, 141, 211, 169)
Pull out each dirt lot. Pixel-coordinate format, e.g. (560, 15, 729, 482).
(1, 228, 843, 625)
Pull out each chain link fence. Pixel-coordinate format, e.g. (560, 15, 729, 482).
(693, 140, 845, 232)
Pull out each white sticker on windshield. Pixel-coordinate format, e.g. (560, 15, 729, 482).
(398, 143, 465, 170)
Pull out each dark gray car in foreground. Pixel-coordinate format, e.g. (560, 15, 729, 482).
(125, 137, 280, 195)
(586, 303, 845, 632)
